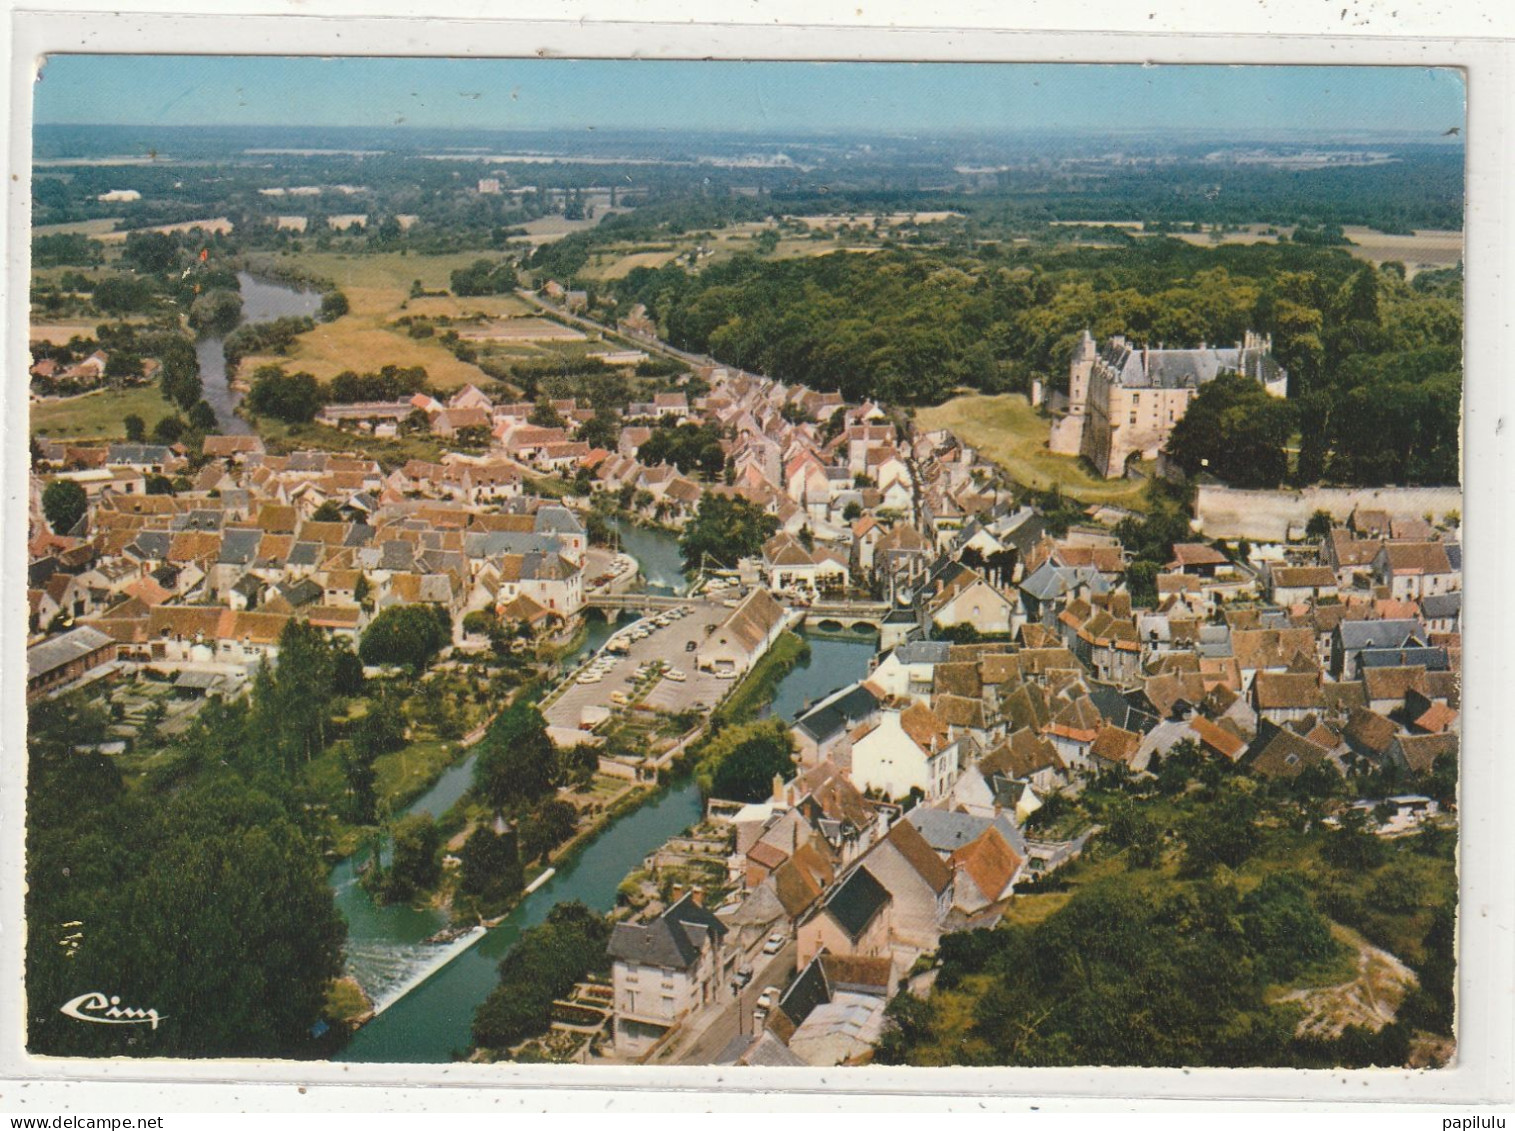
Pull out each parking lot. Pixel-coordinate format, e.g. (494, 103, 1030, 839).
(545, 599, 735, 730)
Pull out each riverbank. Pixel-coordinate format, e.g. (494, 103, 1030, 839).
(714, 630, 811, 725)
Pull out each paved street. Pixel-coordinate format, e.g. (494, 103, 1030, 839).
(544, 599, 735, 729)
(655, 938, 798, 1065)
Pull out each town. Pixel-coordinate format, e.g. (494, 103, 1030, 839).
(28, 282, 1460, 1067)
(23, 54, 1468, 1071)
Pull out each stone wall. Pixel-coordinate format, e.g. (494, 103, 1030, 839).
(1194, 484, 1462, 541)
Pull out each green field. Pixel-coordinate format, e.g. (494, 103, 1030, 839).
(916, 392, 1151, 508)
(30, 386, 177, 440)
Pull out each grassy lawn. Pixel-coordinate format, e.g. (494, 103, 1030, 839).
(31, 385, 177, 440)
(915, 393, 1151, 509)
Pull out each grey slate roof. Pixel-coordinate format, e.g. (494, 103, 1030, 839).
(107, 443, 172, 466)
(535, 505, 584, 536)
(1020, 561, 1110, 601)
(1419, 592, 1461, 620)
(287, 541, 322, 568)
(218, 528, 263, 566)
(1100, 339, 1284, 392)
(906, 807, 1027, 857)
(821, 867, 890, 941)
(343, 523, 376, 548)
(1444, 543, 1462, 571)
(28, 625, 114, 680)
(892, 640, 952, 666)
(127, 531, 172, 561)
(606, 893, 727, 971)
(1337, 619, 1427, 651)
(378, 540, 415, 571)
(1358, 647, 1450, 673)
(794, 681, 884, 745)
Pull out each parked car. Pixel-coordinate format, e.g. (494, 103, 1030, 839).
(762, 932, 785, 955)
(733, 966, 753, 988)
(756, 986, 781, 1011)
(685, 640, 698, 652)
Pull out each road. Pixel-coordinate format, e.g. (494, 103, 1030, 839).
(655, 937, 798, 1065)
(516, 289, 742, 375)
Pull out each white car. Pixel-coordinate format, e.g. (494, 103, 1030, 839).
(577, 673, 601, 685)
(762, 933, 785, 955)
(755, 986, 781, 1011)
(665, 668, 687, 682)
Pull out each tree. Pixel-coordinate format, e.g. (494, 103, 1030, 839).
(120, 230, 179, 275)
(352, 693, 405, 761)
(679, 493, 779, 571)
(382, 812, 442, 903)
(311, 500, 344, 522)
(250, 619, 338, 770)
(519, 798, 579, 863)
(188, 289, 244, 336)
(245, 366, 324, 424)
(122, 414, 146, 442)
(42, 478, 87, 535)
(319, 290, 350, 321)
(528, 399, 565, 428)
(697, 718, 795, 802)
(151, 415, 186, 443)
(357, 603, 451, 673)
(450, 259, 518, 297)
(187, 400, 218, 433)
(25, 774, 344, 1058)
(1182, 786, 1262, 874)
(1165, 372, 1296, 488)
(341, 745, 379, 825)
(473, 703, 557, 810)
(1239, 873, 1338, 980)
(458, 825, 524, 905)
(1305, 509, 1335, 540)
(471, 902, 609, 1051)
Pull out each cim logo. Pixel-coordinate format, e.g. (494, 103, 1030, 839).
(60, 992, 164, 1030)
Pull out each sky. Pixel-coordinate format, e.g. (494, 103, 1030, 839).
(33, 56, 1465, 136)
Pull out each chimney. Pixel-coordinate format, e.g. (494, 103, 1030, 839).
(690, 887, 705, 908)
(671, 883, 685, 905)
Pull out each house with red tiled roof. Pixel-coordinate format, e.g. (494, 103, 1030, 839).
(1373, 541, 1459, 602)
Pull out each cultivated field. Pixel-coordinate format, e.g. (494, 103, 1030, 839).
(31, 385, 177, 440)
(32, 218, 123, 238)
(29, 321, 108, 345)
(1339, 226, 1463, 276)
(916, 392, 1151, 507)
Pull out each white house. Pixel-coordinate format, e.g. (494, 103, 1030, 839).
(850, 700, 961, 802)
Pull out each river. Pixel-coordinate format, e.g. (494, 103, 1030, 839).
(198, 272, 323, 434)
(332, 525, 876, 1063)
